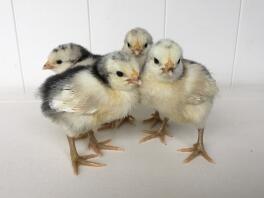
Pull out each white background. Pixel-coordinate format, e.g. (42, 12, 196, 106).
(0, 0, 264, 100)
(0, 1, 264, 198)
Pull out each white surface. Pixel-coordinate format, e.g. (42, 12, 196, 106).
(233, 0, 264, 85)
(0, 87, 263, 198)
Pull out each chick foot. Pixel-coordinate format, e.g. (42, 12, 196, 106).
(140, 118, 172, 145)
(178, 128, 214, 163)
(143, 111, 162, 128)
(88, 131, 124, 155)
(116, 115, 135, 128)
(67, 136, 105, 175)
(98, 115, 135, 131)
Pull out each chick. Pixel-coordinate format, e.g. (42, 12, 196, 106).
(98, 27, 153, 130)
(43, 43, 135, 130)
(40, 51, 141, 174)
(43, 43, 101, 73)
(122, 27, 153, 69)
(140, 39, 218, 163)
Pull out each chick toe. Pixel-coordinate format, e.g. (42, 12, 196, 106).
(143, 111, 162, 128)
(67, 136, 105, 175)
(178, 128, 214, 163)
(88, 131, 124, 155)
(140, 118, 172, 145)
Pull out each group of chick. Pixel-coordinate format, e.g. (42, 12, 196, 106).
(39, 27, 218, 175)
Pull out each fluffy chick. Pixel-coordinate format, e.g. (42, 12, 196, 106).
(43, 43, 101, 73)
(94, 28, 152, 130)
(140, 39, 218, 163)
(40, 51, 140, 174)
(43, 43, 135, 129)
(122, 27, 153, 69)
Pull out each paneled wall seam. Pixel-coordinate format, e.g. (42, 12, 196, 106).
(10, 0, 25, 93)
(231, 0, 244, 87)
(86, 0, 92, 50)
(163, 0, 167, 38)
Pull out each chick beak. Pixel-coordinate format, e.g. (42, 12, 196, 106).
(127, 70, 141, 85)
(43, 62, 54, 70)
(132, 40, 142, 56)
(163, 59, 175, 74)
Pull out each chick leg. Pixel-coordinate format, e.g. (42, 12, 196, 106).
(67, 136, 105, 175)
(74, 132, 89, 140)
(116, 115, 135, 128)
(178, 128, 214, 163)
(98, 115, 135, 131)
(88, 131, 124, 155)
(140, 118, 172, 145)
(143, 111, 163, 128)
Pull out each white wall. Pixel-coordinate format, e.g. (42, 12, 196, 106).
(0, 0, 263, 100)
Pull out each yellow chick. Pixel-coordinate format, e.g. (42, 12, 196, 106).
(122, 27, 153, 69)
(140, 39, 218, 163)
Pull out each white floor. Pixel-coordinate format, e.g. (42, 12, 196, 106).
(0, 86, 263, 198)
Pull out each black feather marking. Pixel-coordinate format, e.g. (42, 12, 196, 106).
(90, 61, 109, 85)
(39, 66, 89, 114)
(74, 44, 102, 64)
(200, 65, 212, 78)
(183, 58, 213, 78)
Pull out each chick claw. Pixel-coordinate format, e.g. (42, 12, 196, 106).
(67, 136, 105, 175)
(143, 111, 162, 128)
(178, 143, 214, 163)
(71, 154, 106, 175)
(88, 137, 124, 156)
(140, 130, 172, 145)
(140, 118, 172, 145)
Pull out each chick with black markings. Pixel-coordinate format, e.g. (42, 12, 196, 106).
(40, 51, 140, 174)
(43, 43, 101, 73)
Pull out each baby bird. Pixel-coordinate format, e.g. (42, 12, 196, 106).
(100, 27, 153, 129)
(140, 39, 218, 163)
(40, 51, 141, 174)
(94, 28, 153, 130)
(122, 27, 153, 69)
(43, 43, 101, 73)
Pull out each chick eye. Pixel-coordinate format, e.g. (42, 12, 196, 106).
(144, 43, 148, 48)
(116, 71, 124, 77)
(127, 42, 131, 48)
(177, 59, 181, 64)
(56, 60, 62, 64)
(154, 57, 160, 64)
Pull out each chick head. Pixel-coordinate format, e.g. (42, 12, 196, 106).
(43, 43, 87, 73)
(98, 51, 141, 91)
(145, 39, 183, 82)
(122, 27, 153, 57)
